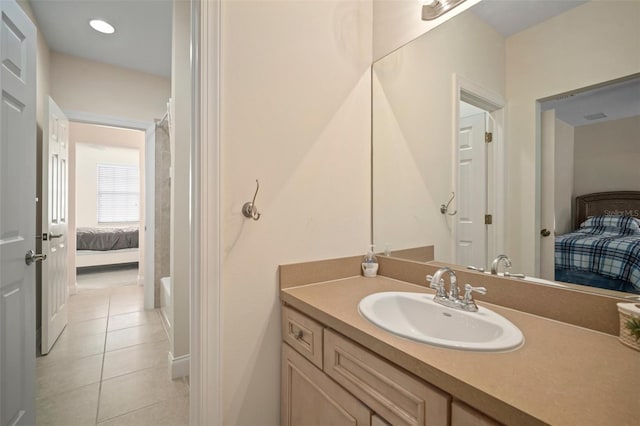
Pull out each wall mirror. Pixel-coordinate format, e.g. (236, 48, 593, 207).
(372, 0, 640, 295)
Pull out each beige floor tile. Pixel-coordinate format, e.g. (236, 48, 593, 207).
(68, 294, 110, 311)
(102, 340, 170, 380)
(98, 395, 189, 426)
(36, 382, 99, 426)
(38, 332, 106, 367)
(107, 310, 160, 332)
(65, 317, 108, 337)
(109, 284, 144, 296)
(68, 304, 110, 323)
(108, 298, 145, 316)
(36, 353, 103, 399)
(77, 267, 139, 290)
(105, 322, 167, 352)
(98, 366, 189, 422)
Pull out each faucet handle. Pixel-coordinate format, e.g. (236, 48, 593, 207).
(462, 284, 487, 311)
(504, 271, 526, 279)
(426, 275, 446, 297)
(467, 265, 485, 273)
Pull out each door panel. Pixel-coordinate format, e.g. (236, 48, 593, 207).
(41, 97, 69, 354)
(457, 112, 487, 268)
(0, 1, 37, 424)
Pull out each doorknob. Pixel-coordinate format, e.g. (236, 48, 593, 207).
(25, 249, 47, 266)
(49, 233, 63, 239)
(540, 229, 551, 237)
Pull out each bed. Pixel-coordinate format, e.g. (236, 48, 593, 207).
(76, 226, 139, 268)
(554, 191, 640, 293)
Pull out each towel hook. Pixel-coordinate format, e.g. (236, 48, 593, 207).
(242, 180, 262, 220)
(440, 192, 457, 216)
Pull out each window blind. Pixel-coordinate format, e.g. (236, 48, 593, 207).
(97, 164, 140, 223)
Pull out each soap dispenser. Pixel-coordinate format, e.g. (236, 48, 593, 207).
(362, 245, 379, 278)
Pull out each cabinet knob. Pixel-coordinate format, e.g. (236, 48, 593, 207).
(294, 330, 304, 340)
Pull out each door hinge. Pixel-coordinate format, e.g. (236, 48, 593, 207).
(485, 132, 493, 143)
(485, 214, 493, 225)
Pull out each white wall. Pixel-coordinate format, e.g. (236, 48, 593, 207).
(573, 115, 640, 197)
(554, 118, 574, 235)
(505, 1, 640, 274)
(50, 52, 170, 123)
(75, 144, 142, 227)
(372, 10, 504, 261)
(220, 1, 372, 424)
(169, 0, 190, 367)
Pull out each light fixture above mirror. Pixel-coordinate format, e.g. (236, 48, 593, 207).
(422, 0, 467, 21)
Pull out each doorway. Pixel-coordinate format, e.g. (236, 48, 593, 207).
(453, 78, 505, 271)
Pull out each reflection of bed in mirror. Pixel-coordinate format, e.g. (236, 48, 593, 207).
(76, 226, 139, 268)
(554, 191, 640, 293)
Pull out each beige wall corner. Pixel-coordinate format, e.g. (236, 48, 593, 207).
(50, 52, 170, 123)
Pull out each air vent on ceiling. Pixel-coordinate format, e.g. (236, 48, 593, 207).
(584, 112, 607, 121)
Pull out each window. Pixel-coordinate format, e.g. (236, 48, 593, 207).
(97, 164, 140, 223)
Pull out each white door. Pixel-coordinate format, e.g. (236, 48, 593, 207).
(41, 98, 69, 354)
(0, 1, 37, 424)
(456, 112, 487, 268)
(539, 110, 556, 279)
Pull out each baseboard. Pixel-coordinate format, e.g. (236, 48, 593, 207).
(168, 352, 190, 379)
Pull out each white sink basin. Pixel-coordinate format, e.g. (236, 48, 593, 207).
(358, 292, 524, 352)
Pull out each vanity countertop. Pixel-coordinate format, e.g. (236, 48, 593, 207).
(281, 275, 640, 426)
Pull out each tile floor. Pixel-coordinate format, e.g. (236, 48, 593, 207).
(36, 266, 189, 426)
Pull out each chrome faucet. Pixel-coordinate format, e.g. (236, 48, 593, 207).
(490, 254, 526, 278)
(427, 267, 459, 306)
(490, 254, 512, 275)
(427, 267, 487, 311)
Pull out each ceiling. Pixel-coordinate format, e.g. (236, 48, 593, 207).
(470, 0, 588, 37)
(30, 0, 172, 78)
(29, 0, 638, 124)
(542, 77, 640, 127)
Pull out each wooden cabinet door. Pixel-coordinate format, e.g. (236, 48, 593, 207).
(451, 401, 502, 426)
(282, 343, 371, 426)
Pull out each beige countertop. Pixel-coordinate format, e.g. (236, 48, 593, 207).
(281, 275, 640, 426)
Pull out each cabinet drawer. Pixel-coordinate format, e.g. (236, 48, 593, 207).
(451, 401, 502, 426)
(282, 305, 323, 369)
(324, 329, 450, 426)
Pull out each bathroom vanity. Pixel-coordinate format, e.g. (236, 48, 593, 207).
(279, 256, 640, 426)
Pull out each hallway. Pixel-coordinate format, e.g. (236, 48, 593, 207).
(36, 267, 189, 425)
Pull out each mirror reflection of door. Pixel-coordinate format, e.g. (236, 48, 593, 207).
(456, 103, 487, 268)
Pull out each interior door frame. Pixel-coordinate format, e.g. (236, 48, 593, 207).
(62, 2, 223, 424)
(64, 111, 154, 310)
(452, 74, 505, 268)
(191, 0, 221, 424)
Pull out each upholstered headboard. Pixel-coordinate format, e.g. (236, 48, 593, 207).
(574, 191, 640, 229)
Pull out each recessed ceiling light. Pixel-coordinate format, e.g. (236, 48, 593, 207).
(89, 19, 115, 34)
(584, 112, 607, 121)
